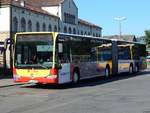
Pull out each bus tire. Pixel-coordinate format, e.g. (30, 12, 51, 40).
(72, 71, 80, 84)
(129, 64, 133, 74)
(36, 83, 44, 87)
(135, 65, 139, 73)
(105, 66, 110, 78)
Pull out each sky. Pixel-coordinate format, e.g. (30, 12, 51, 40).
(74, 0, 150, 37)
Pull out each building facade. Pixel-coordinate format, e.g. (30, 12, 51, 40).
(0, 0, 102, 37)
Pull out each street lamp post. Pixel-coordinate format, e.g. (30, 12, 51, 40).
(114, 17, 126, 38)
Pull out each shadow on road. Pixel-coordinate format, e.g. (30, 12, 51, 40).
(21, 70, 150, 90)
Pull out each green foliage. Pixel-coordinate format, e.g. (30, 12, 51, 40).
(145, 30, 150, 48)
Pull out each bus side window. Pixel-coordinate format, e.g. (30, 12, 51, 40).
(90, 50, 97, 61)
(58, 43, 70, 63)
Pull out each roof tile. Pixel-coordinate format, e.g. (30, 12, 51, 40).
(1, 0, 59, 18)
(25, 0, 64, 7)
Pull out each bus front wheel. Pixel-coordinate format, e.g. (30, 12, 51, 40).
(135, 65, 139, 73)
(129, 65, 133, 74)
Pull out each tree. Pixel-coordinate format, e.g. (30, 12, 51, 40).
(145, 30, 150, 48)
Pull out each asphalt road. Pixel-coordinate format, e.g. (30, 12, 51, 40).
(1, 70, 150, 113)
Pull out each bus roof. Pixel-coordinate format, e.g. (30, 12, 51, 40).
(58, 32, 111, 41)
(118, 44, 135, 47)
(15, 32, 145, 46)
(96, 43, 112, 48)
(15, 32, 110, 41)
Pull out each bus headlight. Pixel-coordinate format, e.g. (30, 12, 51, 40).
(46, 75, 57, 79)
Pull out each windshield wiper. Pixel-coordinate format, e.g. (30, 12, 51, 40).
(36, 64, 49, 69)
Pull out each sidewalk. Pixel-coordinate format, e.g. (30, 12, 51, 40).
(0, 78, 26, 88)
(0, 68, 26, 88)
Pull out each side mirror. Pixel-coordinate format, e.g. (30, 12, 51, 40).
(55, 63, 62, 69)
(58, 64, 62, 69)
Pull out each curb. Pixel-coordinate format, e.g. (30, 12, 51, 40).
(0, 78, 27, 88)
(0, 83, 26, 88)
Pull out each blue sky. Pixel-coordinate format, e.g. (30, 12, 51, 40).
(74, 0, 150, 37)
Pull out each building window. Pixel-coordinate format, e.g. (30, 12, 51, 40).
(28, 12, 31, 15)
(69, 1, 71, 8)
(28, 20, 32, 32)
(64, 26, 67, 33)
(22, 10, 25, 14)
(36, 22, 40, 32)
(54, 25, 57, 32)
(81, 31, 83, 35)
(13, 8, 17, 12)
(73, 28, 76, 34)
(43, 23, 46, 31)
(93, 33, 95, 37)
(78, 30, 79, 34)
(58, 27, 60, 32)
(21, 17, 26, 32)
(48, 24, 52, 31)
(13, 17, 18, 33)
(96, 33, 98, 37)
(64, 13, 75, 25)
(69, 27, 72, 34)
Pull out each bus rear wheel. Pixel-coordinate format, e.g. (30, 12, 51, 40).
(72, 71, 80, 84)
(105, 67, 110, 78)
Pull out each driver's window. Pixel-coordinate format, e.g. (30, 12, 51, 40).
(58, 41, 70, 63)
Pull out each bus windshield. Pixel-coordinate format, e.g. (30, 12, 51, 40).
(15, 34, 53, 69)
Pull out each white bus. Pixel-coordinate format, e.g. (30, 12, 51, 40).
(13, 32, 146, 84)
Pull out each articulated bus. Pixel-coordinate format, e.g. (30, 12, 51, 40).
(13, 32, 146, 84)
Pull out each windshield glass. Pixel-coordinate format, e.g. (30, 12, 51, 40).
(15, 34, 53, 69)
